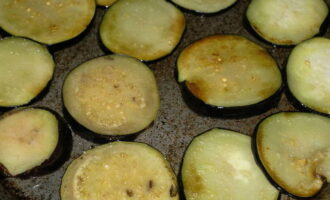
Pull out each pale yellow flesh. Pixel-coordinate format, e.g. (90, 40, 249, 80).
(61, 142, 178, 200)
(100, 0, 185, 61)
(0, 108, 59, 176)
(182, 129, 279, 200)
(171, 0, 236, 13)
(63, 55, 159, 135)
(257, 112, 330, 197)
(247, 0, 328, 45)
(0, 0, 95, 45)
(287, 38, 330, 114)
(0, 37, 54, 107)
(96, 0, 117, 6)
(178, 35, 282, 107)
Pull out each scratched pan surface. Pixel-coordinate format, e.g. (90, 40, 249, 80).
(1, 0, 330, 199)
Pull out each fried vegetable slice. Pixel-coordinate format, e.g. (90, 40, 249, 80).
(177, 35, 282, 108)
(61, 141, 179, 200)
(256, 112, 330, 198)
(287, 37, 330, 115)
(246, 0, 328, 45)
(0, 0, 95, 45)
(100, 0, 185, 61)
(0, 37, 54, 107)
(182, 129, 279, 200)
(0, 108, 59, 176)
(63, 55, 159, 136)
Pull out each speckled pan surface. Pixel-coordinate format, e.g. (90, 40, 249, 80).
(0, 0, 329, 199)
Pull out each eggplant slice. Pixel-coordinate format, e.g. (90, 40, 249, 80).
(0, 0, 95, 45)
(246, 0, 329, 45)
(287, 37, 330, 115)
(0, 37, 55, 107)
(177, 35, 282, 114)
(255, 112, 330, 198)
(63, 55, 159, 136)
(96, 0, 117, 7)
(99, 0, 185, 61)
(61, 141, 178, 200)
(182, 129, 279, 200)
(0, 108, 59, 176)
(171, 0, 237, 13)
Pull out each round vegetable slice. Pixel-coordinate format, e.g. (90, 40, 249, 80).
(63, 55, 160, 136)
(255, 112, 330, 198)
(100, 0, 185, 61)
(246, 0, 329, 45)
(0, 37, 55, 107)
(0, 108, 59, 176)
(61, 141, 179, 200)
(171, 0, 237, 13)
(182, 129, 279, 200)
(287, 37, 330, 115)
(177, 35, 282, 115)
(0, 0, 95, 45)
(96, 0, 117, 7)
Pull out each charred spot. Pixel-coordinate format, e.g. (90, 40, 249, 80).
(148, 180, 154, 190)
(185, 81, 207, 102)
(113, 84, 120, 89)
(126, 189, 134, 197)
(169, 185, 177, 197)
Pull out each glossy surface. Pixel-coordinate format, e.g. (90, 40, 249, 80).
(178, 35, 282, 107)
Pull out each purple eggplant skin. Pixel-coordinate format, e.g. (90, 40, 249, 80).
(0, 107, 72, 178)
(178, 81, 283, 119)
(251, 112, 327, 200)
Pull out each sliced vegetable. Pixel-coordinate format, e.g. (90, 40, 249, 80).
(100, 0, 185, 61)
(255, 112, 330, 198)
(63, 55, 159, 136)
(246, 0, 329, 45)
(0, 37, 54, 107)
(0, 108, 59, 176)
(177, 35, 282, 116)
(171, 0, 237, 13)
(96, 0, 117, 7)
(287, 37, 330, 115)
(61, 141, 178, 200)
(0, 0, 95, 45)
(182, 128, 279, 200)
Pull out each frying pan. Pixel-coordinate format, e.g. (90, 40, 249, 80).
(0, 0, 330, 199)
